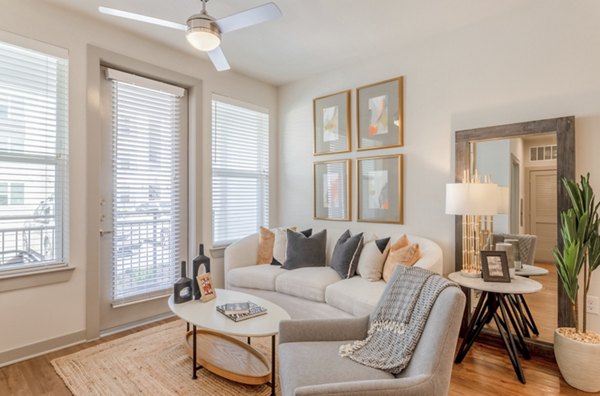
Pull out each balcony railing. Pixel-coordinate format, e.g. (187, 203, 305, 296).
(0, 224, 55, 268)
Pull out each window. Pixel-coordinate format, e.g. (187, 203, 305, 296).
(0, 40, 68, 273)
(212, 96, 269, 246)
(106, 68, 186, 305)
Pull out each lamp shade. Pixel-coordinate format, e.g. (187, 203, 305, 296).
(445, 183, 498, 216)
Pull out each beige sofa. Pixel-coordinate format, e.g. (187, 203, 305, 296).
(224, 228, 443, 319)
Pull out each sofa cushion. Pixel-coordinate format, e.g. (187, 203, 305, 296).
(325, 276, 387, 316)
(272, 226, 297, 265)
(276, 267, 341, 302)
(382, 243, 421, 282)
(279, 340, 394, 396)
(283, 229, 327, 270)
(257, 226, 275, 264)
(356, 236, 391, 281)
(330, 230, 364, 279)
(227, 265, 286, 291)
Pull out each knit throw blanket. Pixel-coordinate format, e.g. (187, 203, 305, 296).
(339, 266, 457, 374)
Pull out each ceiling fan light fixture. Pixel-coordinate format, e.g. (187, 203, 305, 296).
(186, 14, 221, 52)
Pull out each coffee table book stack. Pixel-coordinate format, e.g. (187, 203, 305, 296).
(216, 301, 268, 322)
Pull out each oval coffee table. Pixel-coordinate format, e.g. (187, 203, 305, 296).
(169, 289, 290, 396)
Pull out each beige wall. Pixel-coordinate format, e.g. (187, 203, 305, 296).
(277, 1, 600, 331)
(0, 0, 277, 357)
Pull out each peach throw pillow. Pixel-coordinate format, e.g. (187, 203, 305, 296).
(382, 242, 421, 282)
(257, 226, 275, 264)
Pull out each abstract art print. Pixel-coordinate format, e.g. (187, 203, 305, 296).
(357, 77, 403, 150)
(358, 155, 403, 223)
(314, 90, 351, 155)
(314, 160, 350, 221)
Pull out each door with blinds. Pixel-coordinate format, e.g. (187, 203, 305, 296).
(99, 68, 188, 331)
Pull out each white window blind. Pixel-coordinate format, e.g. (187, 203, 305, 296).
(0, 39, 68, 273)
(212, 96, 269, 246)
(107, 69, 184, 305)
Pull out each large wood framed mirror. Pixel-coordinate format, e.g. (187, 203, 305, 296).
(454, 116, 575, 354)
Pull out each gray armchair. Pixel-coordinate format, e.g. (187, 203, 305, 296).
(278, 287, 466, 396)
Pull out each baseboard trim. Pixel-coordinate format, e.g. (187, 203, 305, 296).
(100, 312, 175, 337)
(0, 330, 86, 368)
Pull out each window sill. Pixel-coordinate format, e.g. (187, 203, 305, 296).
(0, 265, 75, 293)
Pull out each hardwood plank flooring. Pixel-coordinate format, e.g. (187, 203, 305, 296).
(0, 317, 596, 395)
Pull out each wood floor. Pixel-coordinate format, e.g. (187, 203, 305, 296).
(0, 317, 597, 396)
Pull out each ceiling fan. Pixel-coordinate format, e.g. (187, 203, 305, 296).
(98, 0, 282, 71)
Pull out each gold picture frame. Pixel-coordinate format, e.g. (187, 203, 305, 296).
(357, 154, 403, 224)
(314, 159, 351, 221)
(313, 90, 351, 155)
(356, 77, 403, 151)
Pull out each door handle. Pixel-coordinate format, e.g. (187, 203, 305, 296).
(100, 229, 113, 237)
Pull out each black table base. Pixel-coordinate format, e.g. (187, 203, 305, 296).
(455, 291, 531, 384)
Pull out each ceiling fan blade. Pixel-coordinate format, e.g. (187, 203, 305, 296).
(216, 2, 282, 34)
(208, 47, 231, 71)
(98, 7, 187, 31)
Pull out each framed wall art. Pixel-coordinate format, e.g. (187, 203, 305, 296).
(357, 154, 403, 223)
(480, 251, 511, 283)
(314, 159, 351, 221)
(356, 77, 403, 151)
(313, 90, 351, 155)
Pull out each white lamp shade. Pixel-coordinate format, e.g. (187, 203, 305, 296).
(497, 186, 510, 214)
(445, 183, 499, 216)
(186, 30, 221, 51)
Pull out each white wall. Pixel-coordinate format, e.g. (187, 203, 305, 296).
(277, 1, 600, 331)
(0, 0, 277, 357)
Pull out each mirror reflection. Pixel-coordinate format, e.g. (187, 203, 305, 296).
(471, 132, 557, 344)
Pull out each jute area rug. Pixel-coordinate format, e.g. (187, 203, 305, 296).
(51, 320, 276, 395)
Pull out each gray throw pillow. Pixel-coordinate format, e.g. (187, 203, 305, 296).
(271, 229, 312, 266)
(330, 230, 364, 278)
(283, 229, 326, 270)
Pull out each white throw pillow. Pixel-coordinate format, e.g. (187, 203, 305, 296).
(272, 226, 296, 265)
(356, 237, 391, 281)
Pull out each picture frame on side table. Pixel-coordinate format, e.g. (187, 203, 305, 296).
(313, 90, 351, 155)
(314, 159, 351, 221)
(197, 273, 217, 302)
(481, 251, 511, 283)
(357, 77, 403, 151)
(357, 154, 403, 224)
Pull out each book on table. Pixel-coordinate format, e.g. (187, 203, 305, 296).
(216, 301, 267, 322)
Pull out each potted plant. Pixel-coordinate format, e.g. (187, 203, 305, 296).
(553, 174, 600, 392)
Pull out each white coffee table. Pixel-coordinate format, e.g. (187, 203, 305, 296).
(168, 289, 290, 395)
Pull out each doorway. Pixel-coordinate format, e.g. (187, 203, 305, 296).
(527, 167, 557, 263)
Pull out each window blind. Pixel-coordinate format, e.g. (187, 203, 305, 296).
(212, 97, 269, 246)
(107, 69, 184, 305)
(0, 40, 68, 273)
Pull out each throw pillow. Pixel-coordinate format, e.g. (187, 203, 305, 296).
(283, 229, 327, 270)
(272, 226, 297, 265)
(271, 228, 312, 265)
(382, 243, 422, 282)
(356, 236, 391, 281)
(257, 226, 275, 264)
(330, 230, 364, 278)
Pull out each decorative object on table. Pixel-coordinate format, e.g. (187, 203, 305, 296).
(221, 302, 251, 315)
(173, 260, 193, 304)
(314, 159, 351, 221)
(313, 90, 351, 155)
(197, 272, 216, 302)
(553, 174, 600, 392)
(504, 238, 522, 270)
(357, 154, 403, 224)
(216, 301, 267, 322)
(356, 76, 403, 150)
(192, 244, 211, 300)
(445, 170, 498, 277)
(480, 251, 511, 283)
(495, 242, 515, 277)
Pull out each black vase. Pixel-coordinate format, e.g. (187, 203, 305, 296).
(192, 244, 211, 300)
(174, 261, 192, 304)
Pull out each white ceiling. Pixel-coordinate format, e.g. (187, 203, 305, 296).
(42, 0, 528, 86)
